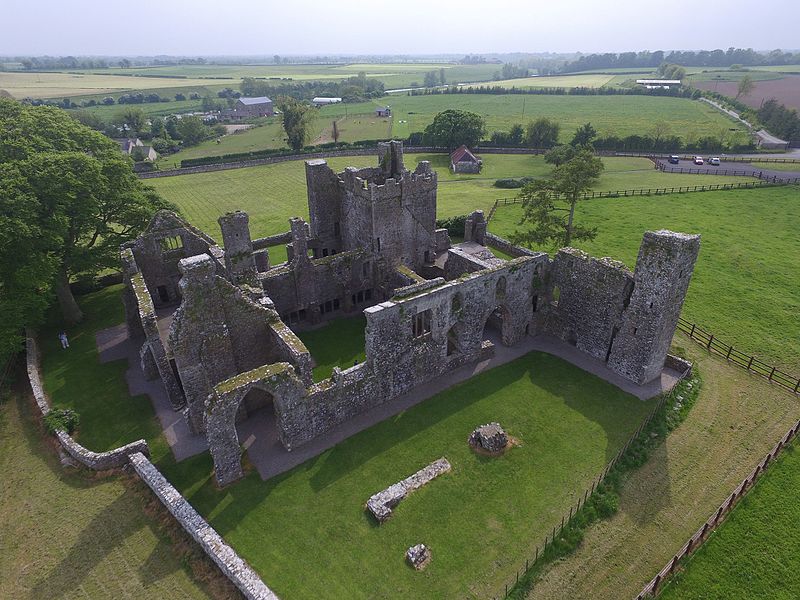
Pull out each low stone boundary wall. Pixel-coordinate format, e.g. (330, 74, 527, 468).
(366, 457, 451, 522)
(484, 232, 539, 258)
(129, 452, 279, 600)
(26, 330, 280, 598)
(26, 333, 149, 468)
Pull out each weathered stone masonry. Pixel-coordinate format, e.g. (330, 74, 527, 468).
(122, 141, 700, 487)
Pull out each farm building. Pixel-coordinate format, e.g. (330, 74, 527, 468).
(375, 106, 391, 117)
(229, 96, 274, 120)
(450, 145, 482, 173)
(313, 97, 343, 106)
(635, 79, 682, 90)
(116, 137, 158, 161)
(755, 129, 790, 150)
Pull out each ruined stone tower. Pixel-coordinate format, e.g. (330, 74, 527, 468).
(219, 211, 257, 284)
(607, 230, 701, 384)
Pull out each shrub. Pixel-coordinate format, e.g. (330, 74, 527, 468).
(435, 215, 467, 238)
(494, 177, 534, 189)
(43, 408, 80, 435)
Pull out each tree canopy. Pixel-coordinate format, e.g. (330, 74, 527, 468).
(277, 97, 316, 151)
(511, 147, 604, 249)
(423, 110, 485, 151)
(0, 98, 172, 362)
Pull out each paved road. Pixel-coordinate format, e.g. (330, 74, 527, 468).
(653, 158, 800, 182)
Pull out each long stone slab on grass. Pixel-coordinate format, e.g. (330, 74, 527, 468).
(366, 457, 451, 523)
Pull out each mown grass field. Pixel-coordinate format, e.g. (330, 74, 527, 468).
(466, 73, 615, 89)
(148, 153, 756, 264)
(0, 384, 211, 599)
(659, 438, 800, 599)
(525, 340, 800, 599)
(383, 94, 748, 142)
(490, 185, 800, 373)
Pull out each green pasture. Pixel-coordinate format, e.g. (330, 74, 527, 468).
(383, 94, 749, 142)
(489, 185, 800, 373)
(659, 441, 800, 599)
(296, 317, 368, 381)
(72, 97, 205, 120)
(148, 153, 756, 262)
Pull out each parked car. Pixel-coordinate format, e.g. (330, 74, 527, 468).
(709, 157, 721, 166)
(668, 155, 680, 164)
(693, 156, 704, 165)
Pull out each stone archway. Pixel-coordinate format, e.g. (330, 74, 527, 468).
(205, 362, 306, 487)
(482, 303, 513, 346)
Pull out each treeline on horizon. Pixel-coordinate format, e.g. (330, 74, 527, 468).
(561, 48, 800, 72)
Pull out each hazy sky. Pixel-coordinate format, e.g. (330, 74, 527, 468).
(2, 0, 798, 56)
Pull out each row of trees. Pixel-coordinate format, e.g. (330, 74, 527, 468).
(562, 48, 800, 72)
(757, 99, 800, 141)
(25, 91, 203, 109)
(71, 108, 225, 154)
(0, 99, 173, 365)
(240, 72, 385, 103)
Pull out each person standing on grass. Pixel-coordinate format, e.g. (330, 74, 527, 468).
(58, 331, 69, 349)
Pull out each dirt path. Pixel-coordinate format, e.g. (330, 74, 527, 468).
(526, 334, 800, 600)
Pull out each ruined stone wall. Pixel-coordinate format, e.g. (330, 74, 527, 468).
(608, 230, 701, 384)
(124, 211, 221, 308)
(544, 248, 635, 362)
(219, 211, 257, 283)
(365, 257, 543, 399)
(484, 232, 540, 259)
(260, 248, 378, 325)
(121, 248, 185, 409)
(305, 159, 344, 253)
(129, 452, 279, 600)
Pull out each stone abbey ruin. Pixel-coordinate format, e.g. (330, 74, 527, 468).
(121, 141, 700, 487)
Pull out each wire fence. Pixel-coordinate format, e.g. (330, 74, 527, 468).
(487, 179, 786, 219)
(636, 416, 800, 598)
(676, 317, 800, 395)
(493, 366, 692, 599)
(653, 162, 800, 183)
(618, 151, 800, 165)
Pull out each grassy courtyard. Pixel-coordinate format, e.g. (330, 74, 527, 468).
(296, 317, 367, 382)
(38, 284, 653, 599)
(162, 351, 650, 599)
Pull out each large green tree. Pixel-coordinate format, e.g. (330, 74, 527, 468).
(525, 117, 560, 148)
(277, 97, 316, 151)
(511, 147, 604, 249)
(0, 98, 172, 349)
(423, 109, 485, 151)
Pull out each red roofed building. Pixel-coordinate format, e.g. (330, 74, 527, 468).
(450, 145, 482, 174)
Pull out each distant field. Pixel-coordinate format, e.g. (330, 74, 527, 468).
(0, 71, 222, 99)
(2, 63, 501, 100)
(463, 73, 615, 89)
(73, 98, 206, 120)
(384, 94, 750, 142)
(692, 75, 800, 111)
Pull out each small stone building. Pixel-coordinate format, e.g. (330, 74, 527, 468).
(450, 145, 482, 174)
(375, 106, 391, 117)
(230, 96, 274, 120)
(121, 141, 700, 487)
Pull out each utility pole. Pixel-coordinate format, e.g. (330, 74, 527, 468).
(522, 96, 526, 121)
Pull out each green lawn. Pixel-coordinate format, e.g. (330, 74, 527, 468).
(40, 285, 172, 463)
(161, 351, 650, 600)
(659, 441, 800, 599)
(296, 317, 367, 381)
(489, 185, 800, 373)
(0, 386, 210, 599)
